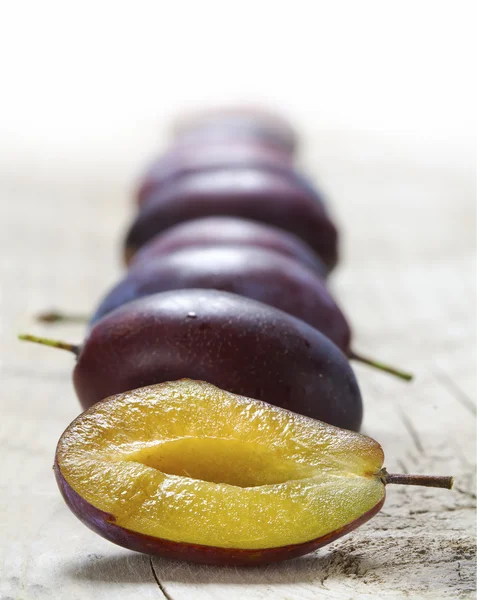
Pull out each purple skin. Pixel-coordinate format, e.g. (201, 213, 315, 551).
(124, 168, 339, 270)
(75, 289, 363, 431)
(136, 141, 293, 207)
(92, 246, 350, 354)
(129, 217, 328, 277)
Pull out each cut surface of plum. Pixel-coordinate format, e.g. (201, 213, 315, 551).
(56, 380, 385, 552)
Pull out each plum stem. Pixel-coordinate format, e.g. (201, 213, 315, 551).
(18, 333, 80, 356)
(36, 310, 88, 324)
(349, 350, 413, 382)
(381, 469, 453, 489)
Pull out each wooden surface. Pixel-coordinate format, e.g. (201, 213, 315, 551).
(1, 131, 475, 599)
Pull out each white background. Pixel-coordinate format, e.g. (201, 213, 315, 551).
(0, 0, 474, 175)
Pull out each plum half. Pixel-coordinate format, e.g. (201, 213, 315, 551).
(55, 379, 453, 566)
(20, 289, 363, 430)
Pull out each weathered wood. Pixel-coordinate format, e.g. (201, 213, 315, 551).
(0, 131, 474, 599)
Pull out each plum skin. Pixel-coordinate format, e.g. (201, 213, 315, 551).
(129, 217, 328, 276)
(91, 247, 351, 354)
(136, 143, 323, 209)
(74, 290, 363, 431)
(136, 141, 293, 207)
(54, 460, 385, 566)
(124, 168, 338, 270)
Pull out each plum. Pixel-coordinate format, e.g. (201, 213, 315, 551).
(136, 141, 293, 207)
(20, 289, 363, 430)
(93, 246, 412, 380)
(55, 379, 453, 565)
(129, 217, 327, 276)
(124, 168, 338, 270)
(92, 246, 347, 342)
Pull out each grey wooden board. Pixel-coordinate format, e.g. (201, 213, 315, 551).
(1, 131, 475, 599)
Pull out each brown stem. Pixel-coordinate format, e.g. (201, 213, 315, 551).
(349, 350, 413, 382)
(381, 469, 453, 489)
(18, 334, 80, 356)
(36, 310, 88, 324)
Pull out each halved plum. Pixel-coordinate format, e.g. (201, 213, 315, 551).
(55, 380, 452, 566)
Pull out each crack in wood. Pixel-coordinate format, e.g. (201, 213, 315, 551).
(454, 487, 477, 501)
(451, 440, 473, 469)
(398, 409, 425, 455)
(433, 366, 476, 416)
(397, 459, 409, 474)
(149, 557, 173, 600)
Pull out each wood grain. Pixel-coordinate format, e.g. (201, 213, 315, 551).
(0, 131, 475, 599)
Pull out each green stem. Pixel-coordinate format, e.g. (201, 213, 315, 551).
(349, 350, 413, 382)
(18, 334, 80, 356)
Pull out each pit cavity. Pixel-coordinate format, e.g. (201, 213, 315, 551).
(122, 437, 316, 488)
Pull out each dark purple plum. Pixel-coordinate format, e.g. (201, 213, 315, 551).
(136, 141, 292, 207)
(19, 289, 363, 431)
(92, 247, 412, 381)
(92, 246, 348, 347)
(124, 168, 338, 270)
(129, 217, 327, 276)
